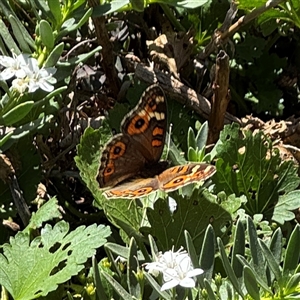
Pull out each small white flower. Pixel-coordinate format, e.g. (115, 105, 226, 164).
(145, 246, 204, 291)
(0, 53, 56, 93)
(12, 77, 29, 94)
(161, 253, 204, 291)
(25, 58, 56, 93)
(0, 53, 30, 80)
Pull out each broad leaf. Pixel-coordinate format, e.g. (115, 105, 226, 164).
(0, 221, 111, 300)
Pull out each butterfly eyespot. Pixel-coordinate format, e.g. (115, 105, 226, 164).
(104, 164, 114, 175)
(172, 177, 184, 184)
(109, 141, 126, 158)
(135, 118, 145, 129)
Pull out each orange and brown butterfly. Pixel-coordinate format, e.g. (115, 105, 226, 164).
(97, 84, 216, 199)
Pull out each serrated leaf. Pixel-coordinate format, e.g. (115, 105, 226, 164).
(144, 190, 231, 252)
(273, 191, 300, 225)
(25, 197, 61, 232)
(0, 221, 111, 300)
(214, 124, 297, 218)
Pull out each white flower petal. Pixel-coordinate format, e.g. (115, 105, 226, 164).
(186, 268, 204, 277)
(0, 68, 16, 80)
(179, 277, 196, 288)
(161, 279, 179, 291)
(38, 80, 54, 92)
(0, 56, 15, 67)
(168, 197, 177, 213)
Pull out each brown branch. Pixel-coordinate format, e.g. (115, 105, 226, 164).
(208, 50, 230, 144)
(223, 0, 286, 40)
(87, 0, 120, 97)
(199, 0, 286, 60)
(135, 63, 240, 124)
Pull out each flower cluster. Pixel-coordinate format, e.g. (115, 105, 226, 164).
(145, 247, 203, 291)
(0, 53, 56, 94)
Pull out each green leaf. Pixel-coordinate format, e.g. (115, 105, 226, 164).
(283, 224, 300, 276)
(0, 221, 111, 300)
(204, 278, 216, 300)
(247, 216, 266, 281)
(273, 190, 300, 225)
(0, 115, 53, 152)
(92, 256, 108, 300)
(9, 15, 32, 53)
(47, 0, 62, 26)
(39, 20, 54, 49)
(127, 238, 140, 298)
(93, 1, 130, 16)
(184, 230, 199, 268)
(175, 0, 210, 9)
(199, 225, 215, 281)
(100, 271, 133, 300)
(145, 190, 231, 252)
(187, 147, 198, 161)
(144, 272, 172, 300)
(258, 239, 282, 285)
(231, 219, 245, 279)
(237, 255, 272, 293)
(24, 197, 61, 233)
(0, 101, 34, 126)
(0, 18, 20, 55)
(57, 8, 93, 40)
(217, 238, 244, 298)
(285, 273, 300, 295)
(44, 42, 64, 67)
(243, 266, 260, 300)
(214, 123, 298, 218)
(187, 127, 196, 149)
(195, 121, 208, 150)
(58, 45, 102, 66)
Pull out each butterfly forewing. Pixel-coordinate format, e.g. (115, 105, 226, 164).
(121, 85, 167, 163)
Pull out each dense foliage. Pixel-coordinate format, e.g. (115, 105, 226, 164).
(0, 0, 300, 299)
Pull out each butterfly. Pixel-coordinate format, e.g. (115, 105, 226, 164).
(97, 84, 216, 199)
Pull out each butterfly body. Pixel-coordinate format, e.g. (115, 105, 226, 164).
(98, 85, 215, 199)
